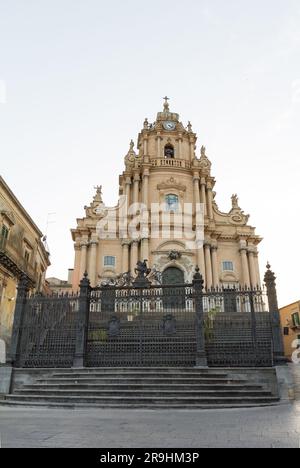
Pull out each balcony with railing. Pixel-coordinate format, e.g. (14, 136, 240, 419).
(0, 234, 36, 285)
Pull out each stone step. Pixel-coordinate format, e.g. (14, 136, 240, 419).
(24, 383, 263, 391)
(4, 394, 279, 405)
(0, 400, 279, 409)
(14, 389, 272, 397)
(36, 377, 241, 385)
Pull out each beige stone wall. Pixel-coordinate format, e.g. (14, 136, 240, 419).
(0, 177, 50, 344)
(280, 302, 300, 360)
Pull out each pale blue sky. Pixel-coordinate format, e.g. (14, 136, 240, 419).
(0, 0, 300, 306)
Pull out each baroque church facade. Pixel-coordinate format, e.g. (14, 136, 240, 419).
(71, 99, 262, 290)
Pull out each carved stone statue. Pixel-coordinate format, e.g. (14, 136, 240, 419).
(231, 194, 240, 209)
(168, 250, 182, 261)
(135, 260, 151, 278)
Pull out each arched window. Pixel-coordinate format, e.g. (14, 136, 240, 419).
(164, 144, 175, 159)
(165, 194, 179, 212)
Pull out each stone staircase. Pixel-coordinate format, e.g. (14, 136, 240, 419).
(1, 368, 279, 409)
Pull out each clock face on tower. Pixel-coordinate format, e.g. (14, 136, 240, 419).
(163, 121, 176, 131)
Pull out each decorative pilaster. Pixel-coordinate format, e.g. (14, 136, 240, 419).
(125, 176, 132, 209)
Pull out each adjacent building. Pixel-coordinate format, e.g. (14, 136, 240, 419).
(71, 98, 263, 290)
(0, 176, 50, 346)
(280, 301, 300, 360)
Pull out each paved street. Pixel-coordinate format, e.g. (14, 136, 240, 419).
(0, 403, 299, 448)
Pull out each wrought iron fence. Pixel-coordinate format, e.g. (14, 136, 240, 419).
(8, 265, 285, 369)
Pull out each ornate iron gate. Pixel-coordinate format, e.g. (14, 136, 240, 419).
(86, 284, 197, 367)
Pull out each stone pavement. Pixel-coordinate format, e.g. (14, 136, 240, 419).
(290, 364, 300, 401)
(0, 404, 299, 448)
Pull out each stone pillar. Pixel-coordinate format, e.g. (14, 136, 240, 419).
(264, 264, 286, 365)
(196, 246, 206, 287)
(200, 178, 207, 216)
(211, 243, 219, 287)
(122, 241, 130, 273)
(206, 181, 214, 220)
(239, 241, 250, 287)
(204, 243, 213, 289)
(193, 173, 201, 214)
(130, 240, 139, 273)
(79, 241, 88, 280)
(193, 267, 207, 367)
(72, 242, 81, 290)
(73, 273, 90, 368)
(88, 239, 98, 287)
(8, 275, 29, 366)
(141, 238, 149, 262)
(248, 248, 257, 288)
(143, 136, 148, 155)
(125, 176, 132, 209)
(254, 251, 261, 287)
(133, 173, 140, 204)
(142, 171, 149, 209)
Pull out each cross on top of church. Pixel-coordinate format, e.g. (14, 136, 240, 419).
(163, 96, 170, 112)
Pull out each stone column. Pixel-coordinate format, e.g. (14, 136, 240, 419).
(88, 239, 98, 287)
(254, 251, 261, 287)
(142, 171, 149, 209)
(206, 181, 214, 220)
(130, 240, 139, 273)
(248, 247, 257, 288)
(200, 178, 207, 216)
(79, 240, 88, 280)
(122, 241, 130, 273)
(204, 242, 213, 289)
(211, 243, 219, 287)
(141, 238, 149, 262)
(72, 242, 81, 290)
(193, 268, 208, 367)
(196, 246, 206, 287)
(133, 173, 140, 205)
(193, 173, 201, 213)
(143, 136, 148, 155)
(125, 176, 132, 210)
(239, 241, 250, 287)
(264, 264, 286, 365)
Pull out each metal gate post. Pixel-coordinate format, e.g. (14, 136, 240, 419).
(264, 263, 286, 365)
(73, 272, 91, 368)
(193, 267, 208, 367)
